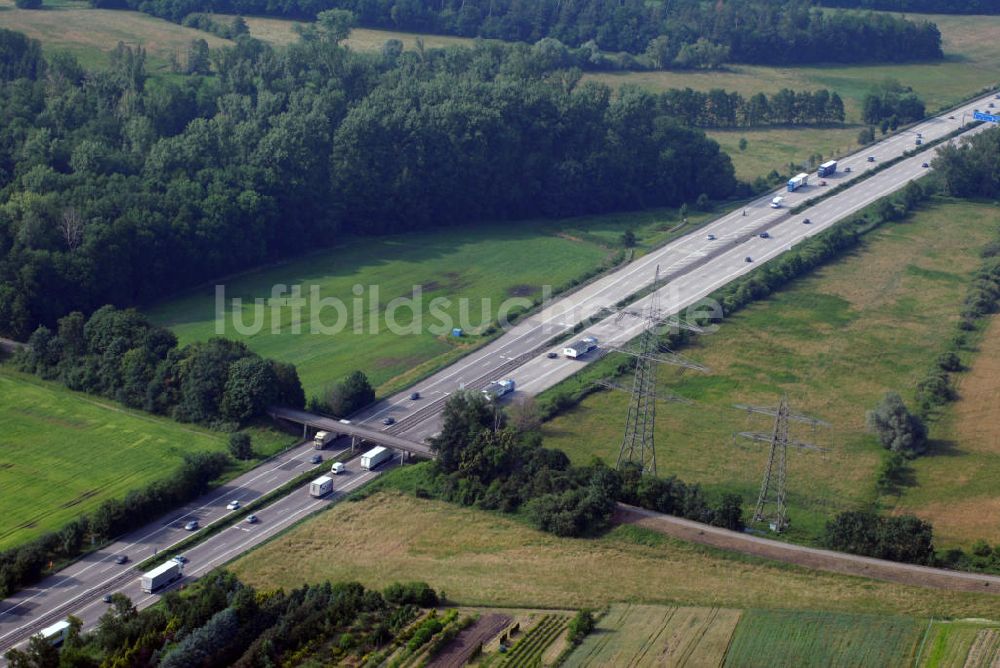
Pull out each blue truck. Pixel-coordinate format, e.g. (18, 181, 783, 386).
(817, 160, 837, 177)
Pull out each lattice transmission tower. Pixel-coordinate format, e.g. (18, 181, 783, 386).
(735, 396, 828, 532)
(604, 266, 707, 477)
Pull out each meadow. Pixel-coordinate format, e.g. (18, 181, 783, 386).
(0, 368, 293, 549)
(542, 201, 1000, 545)
(147, 210, 703, 399)
(0, 0, 229, 70)
(230, 489, 1000, 619)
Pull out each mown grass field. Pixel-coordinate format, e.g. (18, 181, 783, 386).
(723, 609, 923, 668)
(230, 489, 1000, 619)
(147, 210, 703, 399)
(900, 312, 1000, 546)
(0, 368, 293, 549)
(0, 0, 229, 70)
(563, 604, 741, 667)
(542, 201, 999, 544)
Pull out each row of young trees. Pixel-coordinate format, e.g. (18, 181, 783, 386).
(104, 0, 943, 66)
(656, 87, 845, 129)
(426, 391, 744, 538)
(0, 28, 736, 340)
(6, 573, 438, 667)
(13, 306, 305, 427)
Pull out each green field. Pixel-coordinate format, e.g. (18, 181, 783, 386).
(542, 200, 999, 544)
(231, 488, 1000, 619)
(0, 0, 229, 70)
(916, 620, 1000, 668)
(0, 368, 293, 549)
(723, 609, 923, 668)
(147, 211, 701, 399)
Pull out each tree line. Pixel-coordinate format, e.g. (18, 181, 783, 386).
(6, 572, 439, 667)
(425, 391, 743, 539)
(819, 0, 1000, 14)
(13, 305, 305, 427)
(657, 87, 845, 129)
(102, 0, 944, 67)
(0, 27, 736, 340)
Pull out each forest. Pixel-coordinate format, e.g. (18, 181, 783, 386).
(820, 0, 1000, 14)
(0, 27, 736, 340)
(5, 573, 440, 667)
(96, 0, 944, 66)
(656, 87, 845, 129)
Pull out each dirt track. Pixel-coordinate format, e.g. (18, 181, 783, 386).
(427, 613, 511, 668)
(616, 504, 1000, 594)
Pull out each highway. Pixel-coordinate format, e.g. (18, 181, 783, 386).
(1, 91, 997, 655)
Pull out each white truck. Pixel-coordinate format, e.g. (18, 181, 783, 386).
(309, 476, 334, 497)
(140, 561, 181, 594)
(361, 446, 392, 470)
(563, 337, 598, 359)
(313, 430, 335, 450)
(787, 172, 809, 192)
(37, 620, 71, 646)
(482, 379, 516, 401)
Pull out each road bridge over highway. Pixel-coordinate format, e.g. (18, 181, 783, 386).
(269, 407, 435, 458)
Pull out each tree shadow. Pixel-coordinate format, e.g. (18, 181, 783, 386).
(922, 438, 963, 458)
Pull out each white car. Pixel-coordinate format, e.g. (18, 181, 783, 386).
(706, 234, 716, 240)
(226, 500, 240, 510)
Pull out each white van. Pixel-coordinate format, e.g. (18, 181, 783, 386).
(331, 462, 345, 475)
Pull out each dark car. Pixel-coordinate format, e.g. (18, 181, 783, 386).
(546, 351, 558, 359)
(382, 416, 395, 426)
(844, 166, 852, 173)
(759, 232, 770, 239)
(102, 594, 113, 603)
(802, 218, 811, 224)
(922, 162, 929, 168)
(867, 156, 875, 162)
(173, 555, 189, 564)
(745, 256, 753, 263)
(409, 391, 420, 400)
(310, 454, 322, 464)
(113, 554, 128, 565)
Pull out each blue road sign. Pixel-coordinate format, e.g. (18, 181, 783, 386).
(973, 111, 1000, 123)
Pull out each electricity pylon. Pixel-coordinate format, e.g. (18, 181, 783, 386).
(735, 396, 828, 532)
(605, 266, 707, 476)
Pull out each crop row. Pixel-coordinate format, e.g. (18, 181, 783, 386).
(503, 615, 569, 667)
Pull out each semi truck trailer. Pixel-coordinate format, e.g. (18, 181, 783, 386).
(360, 446, 392, 470)
(818, 160, 837, 177)
(787, 172, 809, 192)
(141, 561, 182, 593)
(313, 430, 334, 449)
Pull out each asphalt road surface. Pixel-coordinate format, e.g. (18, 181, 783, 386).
(2, 92, 997, 656)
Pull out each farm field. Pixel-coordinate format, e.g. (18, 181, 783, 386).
(229, 489, 1000, 619)
(0, 0, 229, 70)
(0, 368, 292, 549)
(722, 609, 923, 668)
(147, 209, 703, 399)
(542, 200, 1000, 545)
(916, 620, 1000, 668)
(899, 313, 1000, 546)
(563, 604, 741, 668)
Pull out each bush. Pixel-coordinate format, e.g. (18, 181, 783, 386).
(567, 609, 596, 644)
(382, 581, 438, 607)
(228, 432, 253, 460)
(15, 0, 43, 7)
(866, 392, 927, 456)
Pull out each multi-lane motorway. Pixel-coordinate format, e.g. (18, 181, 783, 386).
(1, 91, 997, 655)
